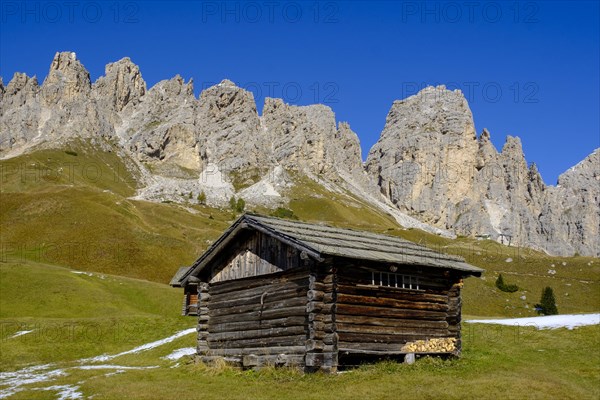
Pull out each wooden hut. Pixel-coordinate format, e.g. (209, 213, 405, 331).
(171, 214, 483, 372)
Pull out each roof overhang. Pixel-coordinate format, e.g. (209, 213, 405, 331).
(171, 213, 484, 287)
(176, 214, 323, 287)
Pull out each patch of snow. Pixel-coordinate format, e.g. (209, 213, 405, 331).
(81, 328, 196, 363)
(9, 330, 33, 339)
(70, 271, 93, 277)
(32, 385, 83, 400)
(75, 365, 159, 370)
(466, 313, 600, 330)
(0, 362, 160, 399)
(162, 347, 196, 361)
(0, 364, 65, 399)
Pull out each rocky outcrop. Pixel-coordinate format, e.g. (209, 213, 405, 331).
(197, 80, 265, 173)
(366, 85, 599, 256)
(41, 51, 91, 105)
(122, 75, 199, 173)
(92, 57, 146, 113)
(366, 86, 479, 226)
(262, 98, 364, 180)
(0, 73, 41, 150)
(539, 150, 600, 256)
(0, 52, 114, 154)
(1, 53, 597, 256)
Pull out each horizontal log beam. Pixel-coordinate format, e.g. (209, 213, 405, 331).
(243, 354, 306, 368)
(335, 314, 448, 329)
(336, 323, 448, 337)
(209, 270, 309, 295)
(336, 304, 447, 320)
(209, 286, 308, 309)
(208, 334, 307, 349)
(209, 305, 307, 325)
(338, 331, 448, 344)
(336, 284, 448, 303)
(209, 297, 307, 317)
(209, 325, 307, 342)
(206, 346, 306, 357)
(209, 316, 307, 334)
(336, 293, 449, 312)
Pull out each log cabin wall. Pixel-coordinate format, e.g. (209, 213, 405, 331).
(334, 260, 462, 357)
(200, 267, 311, 368)
(305, 263, 338, 372)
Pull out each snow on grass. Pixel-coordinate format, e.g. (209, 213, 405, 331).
(0, 328, 195, 398)
(32, 384, 83, 400)
(76, 365, 159, 371)
(466, 313, 600, 330)
(8, 330, 33, 339)
(162, 347, 196, 361)
(70, 271, 94, 277)
(81, 327, 196, 363)
(0, 364, 65, 399)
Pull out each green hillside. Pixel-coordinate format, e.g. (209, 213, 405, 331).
(0, 259, 598, 399)
(1, 142, 598, 315)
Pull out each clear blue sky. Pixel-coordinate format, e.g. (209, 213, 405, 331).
(1, 0, 598, 184)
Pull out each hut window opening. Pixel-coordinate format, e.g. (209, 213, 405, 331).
(370, 271, 420, 290)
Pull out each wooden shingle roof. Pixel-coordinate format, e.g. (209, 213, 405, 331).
(172, 213, 484, 286)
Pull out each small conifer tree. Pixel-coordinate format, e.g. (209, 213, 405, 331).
(236, 197, 245, 213)
(495, 274, 505, 290)
(535, 286, 558, 315)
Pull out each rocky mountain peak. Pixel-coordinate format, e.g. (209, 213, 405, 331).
(217, 79, 237, 88)
(41, 51, 91, 104)
(1, 53, 597, 256)
(2, 73, 38, 109)
(92, 57, 146, 112)
(366, 85, 479, 227)
(197, 80, 263, 171)
(200, 79, 257, 115)
(558, 148, 600, 188)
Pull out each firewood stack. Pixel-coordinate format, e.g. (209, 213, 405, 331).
(401, 337, 457, 353)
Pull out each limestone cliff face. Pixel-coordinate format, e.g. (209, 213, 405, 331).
(0, 73, 41, 150)
(92, 57, 146, 113)
(121, 75, 199, 173)
(366, 85, 598, 256)
(261, 98, 363, 180)
(1, 53, 597, 256)
(366, 86, 479, 226)
(539, 150, 600, 256)
(0, 52, 114, 153)
(197, 80, 265, 172)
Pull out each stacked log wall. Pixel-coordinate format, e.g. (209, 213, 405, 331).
(335, 264, 459, 355)
(201, 268, 310, 368)
(197, 282, 210, 355)
(305, 264, 338, 372)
